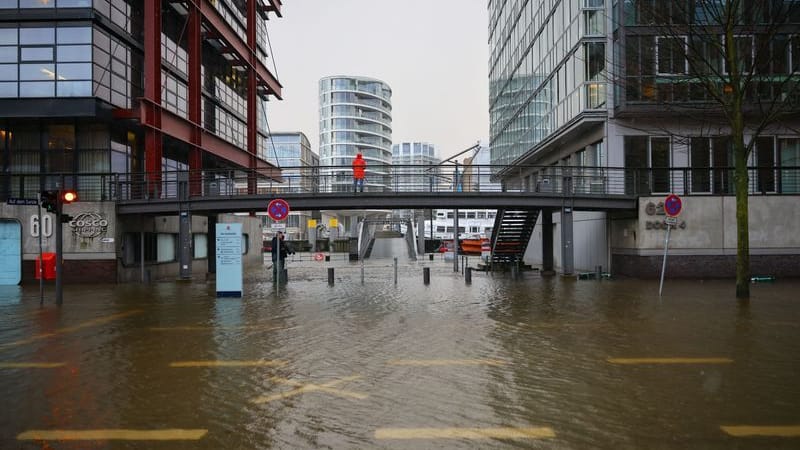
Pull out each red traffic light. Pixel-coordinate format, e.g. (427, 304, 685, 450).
(61, 190, 77, 204)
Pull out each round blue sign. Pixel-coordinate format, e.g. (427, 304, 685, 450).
(664, 194, 682, 217)
(268, 199, 290, 221)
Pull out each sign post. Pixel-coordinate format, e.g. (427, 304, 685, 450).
(268, 199, 290, 290)
(659, 194, 682, 296)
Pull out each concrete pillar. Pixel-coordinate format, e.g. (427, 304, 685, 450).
(542, 209, 554, 274)
(417, 216, 425, 255)
(560, 206, 574, 275)
(178, 211, 192, 279)
(178, 172, 192, 280)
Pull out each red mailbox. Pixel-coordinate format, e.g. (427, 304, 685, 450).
(35, 253, 56, 280)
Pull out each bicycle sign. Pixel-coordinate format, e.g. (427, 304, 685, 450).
(267, 199, 290, 221)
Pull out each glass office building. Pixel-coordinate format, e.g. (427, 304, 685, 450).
(319, 76, 392, 192)
(488, 0, 800, 277)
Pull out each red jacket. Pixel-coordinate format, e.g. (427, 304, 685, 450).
(352, 154, 366, 179)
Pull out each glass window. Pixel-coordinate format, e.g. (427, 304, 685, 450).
(193, 233, 208, 259)
(650, 137, 671, 193)
(0, 81, 17, 97)
(20, 63, 54, 80)
(0, 29, 18, 45)
(755, 137, 775, 193)
(157, 234, 176, 263)
(57, 27, 91, 44)
(21, 47, 53, 61)
(657, 36, 687, 75)
(0, 64, 17, 80)
(690, 137, 711, 193)
(57, 44, 91, 62)
(0, 47, 16, 63)
(57, 62, 91, 79)
(57, 80, 91, 96)
(20, 81, 54, 97)
(20, 28, 55, 45)
(779, 138, 800, 193)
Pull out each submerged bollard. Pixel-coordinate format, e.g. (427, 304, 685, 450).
(394, 257, 398, 285)
(327, 267, 334, 285)
(429, 253, 434, 261)
(465, 267, 472, 284)
(361, 260, 365, 284)
(423, 267, 430, 285)
(511, 265, 519, 280)
(596, 265, 602, 281)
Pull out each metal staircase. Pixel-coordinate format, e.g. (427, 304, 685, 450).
(490, 209, 540, 264)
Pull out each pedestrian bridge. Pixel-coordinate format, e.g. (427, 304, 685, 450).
(108, 164, 637, 215)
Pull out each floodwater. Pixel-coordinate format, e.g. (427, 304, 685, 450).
(1, 240, 799, 449)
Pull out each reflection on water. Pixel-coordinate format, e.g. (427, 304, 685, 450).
(1, 259, 799, 449)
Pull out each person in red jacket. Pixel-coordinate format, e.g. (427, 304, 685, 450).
(352, 152, 366, 192)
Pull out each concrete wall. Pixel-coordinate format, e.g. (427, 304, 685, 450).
(611, 196, 800, 278)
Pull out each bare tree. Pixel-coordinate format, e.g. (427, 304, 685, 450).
(616, 0, 800, 298)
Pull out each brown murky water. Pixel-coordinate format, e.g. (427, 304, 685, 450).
(1, 251, 799, 449)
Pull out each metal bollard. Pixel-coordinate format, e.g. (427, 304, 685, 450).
(393, 257, 398, 285)
(361, 261, 365, 284)
(465, 267, 472, 284)
(327, 267, 334, 285)
(511, 265, 519, 280)
(429, 253, 434, 261)
(423, 267, 430, 285)
(596, 265, 602, 280)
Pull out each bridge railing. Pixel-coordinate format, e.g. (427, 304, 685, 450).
(1, 165, 798, 203)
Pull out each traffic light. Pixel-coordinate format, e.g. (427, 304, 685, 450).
(61, 189, 77, 204)
(40, 191, 58, 213)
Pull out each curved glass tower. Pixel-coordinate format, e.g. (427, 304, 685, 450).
(319, 76, 392, 192)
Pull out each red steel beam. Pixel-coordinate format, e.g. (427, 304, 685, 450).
(144, 0, 163, 195)
(188, 5, 203, 195)
(133, 102, 282, 182)
(195, 0, 283, 99)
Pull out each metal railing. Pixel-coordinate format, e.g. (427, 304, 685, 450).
(1, 165, 798, 203)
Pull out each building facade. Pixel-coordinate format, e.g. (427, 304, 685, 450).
(488, 0, 800, 276)
(319, 76, 393, 192)
(0, 0, 285, 284)
(391, 141, 440, 190)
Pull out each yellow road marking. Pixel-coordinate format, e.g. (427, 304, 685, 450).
(150, 325, 284, 331)
(18, 429, 208, 441)
(375, 427, 556, 440)
(0, 310, 143, 350)
(388, 359, 507, 366)
(252, 375, 367, 404)
(0, 362, 65, 369)
(607, 357, 733, 365)
(721, 425, 800, 437)
(169, 360, 286, 368)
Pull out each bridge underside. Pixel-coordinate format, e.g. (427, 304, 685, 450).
(116, 192, 635, 215)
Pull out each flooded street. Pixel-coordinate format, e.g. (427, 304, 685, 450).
(1, 250, 799, 449)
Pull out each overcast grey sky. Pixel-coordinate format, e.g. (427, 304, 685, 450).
(265, 0, 489, 160)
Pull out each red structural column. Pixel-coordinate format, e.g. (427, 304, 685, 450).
(144, 0, 163, 197)
(246, 0, 258, 195)
(188, 4, 203, 196)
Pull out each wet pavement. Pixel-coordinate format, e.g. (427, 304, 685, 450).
(1, 249, 799, 449)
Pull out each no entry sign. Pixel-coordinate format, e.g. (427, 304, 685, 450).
(664, 194, 682, 217)
(268, 198, 290, 221)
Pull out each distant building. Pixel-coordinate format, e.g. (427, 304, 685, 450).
(319, 76, 393, 192)
(391, 142, 440, 191)
(262, 132, 318, 240)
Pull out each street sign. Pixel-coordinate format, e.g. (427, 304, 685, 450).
(267, 198, 290, 221)
(664, 194, 682, 217)
(665, 216, 678, 226)
(6, 198, 38, 206)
